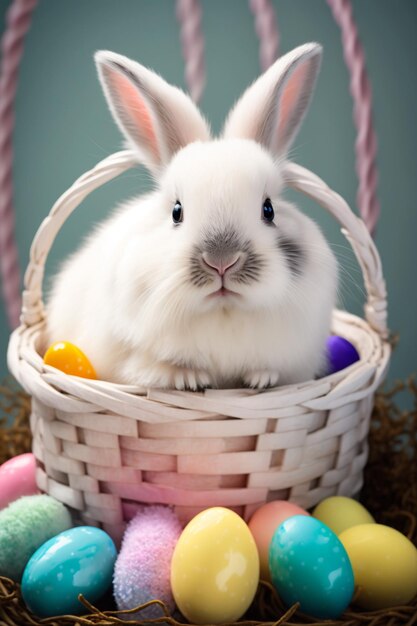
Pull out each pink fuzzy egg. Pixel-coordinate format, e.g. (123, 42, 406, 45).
(0, 453, 38, 510)
(248, 501, 309, 580)
(113, 505, 182, 618)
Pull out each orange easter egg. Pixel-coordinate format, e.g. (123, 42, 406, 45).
(249, 501, 309, 581)
(43, 342, 97, 379)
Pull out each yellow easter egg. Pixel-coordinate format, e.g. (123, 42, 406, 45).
(339, 523, 417, 610)
(313, 496, 375, 535)
(43, 342, 96, 379)
(171, 507, 260, 624)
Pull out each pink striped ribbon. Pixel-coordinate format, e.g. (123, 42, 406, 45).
(249, 0, 279, 71)
(0, 0, 38, 329)
(176, 0, 206, 103)
(327, 0, 380, 236)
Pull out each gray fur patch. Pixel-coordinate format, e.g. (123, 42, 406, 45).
(202, 227, 242, 257)
(190, 247, 214, 287)
(277, 235, 304, 276)
(234, 241, 265, 284)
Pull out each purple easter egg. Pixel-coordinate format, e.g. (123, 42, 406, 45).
(326, 336, 360, 375)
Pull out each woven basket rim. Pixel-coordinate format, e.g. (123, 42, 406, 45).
(8, 310, 391, 423)
(8, 308, 391, 413)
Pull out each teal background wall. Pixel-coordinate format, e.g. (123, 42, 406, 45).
(0, 0, 416, 389)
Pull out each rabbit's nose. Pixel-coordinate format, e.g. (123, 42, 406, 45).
(202, 253, 240, 276)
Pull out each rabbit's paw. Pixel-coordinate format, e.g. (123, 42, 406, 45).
(170, 366, 211, 391)
(243, 369, 280, 389)
(144, 362, 211, 390)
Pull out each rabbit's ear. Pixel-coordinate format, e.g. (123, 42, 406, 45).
(95, 51, 210, 173)
(223, 43, 322, 158)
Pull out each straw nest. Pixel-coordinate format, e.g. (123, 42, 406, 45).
(0, 374, 416, 626)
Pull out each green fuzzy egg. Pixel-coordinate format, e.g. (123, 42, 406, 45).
(0, 494, 72, 581)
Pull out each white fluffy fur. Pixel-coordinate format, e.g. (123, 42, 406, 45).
(46, 44, 338, 390)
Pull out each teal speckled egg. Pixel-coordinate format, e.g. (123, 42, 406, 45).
(21, 526, 117, 616)
(269, 515, 354, 619)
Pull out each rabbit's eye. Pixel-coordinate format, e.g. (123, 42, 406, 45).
(172, 201, 183, 224)
(262, 198, 275, 223)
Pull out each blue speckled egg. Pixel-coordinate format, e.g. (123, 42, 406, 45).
(269, 515, 354, 619)
(326, 335, 360, 375)
(21, 526, 117, 617)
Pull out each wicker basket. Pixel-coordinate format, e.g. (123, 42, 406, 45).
(7, 150, 390, 543)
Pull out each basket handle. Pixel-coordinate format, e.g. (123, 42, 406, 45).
(21, 150, 388, 339)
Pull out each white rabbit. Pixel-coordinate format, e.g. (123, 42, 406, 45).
(46, 43, 338, 390)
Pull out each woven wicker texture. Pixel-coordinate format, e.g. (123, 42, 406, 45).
(7, 151, 391, 541)
(1, 378, 416, 625)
